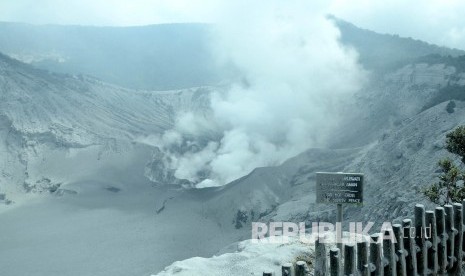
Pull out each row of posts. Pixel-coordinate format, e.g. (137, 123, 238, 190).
(262, 200, 465, 275)
(317, 202, 464, 276)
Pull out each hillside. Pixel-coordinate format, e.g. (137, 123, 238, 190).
(0, 52, 212, 203)
(332, 16, 465, 73)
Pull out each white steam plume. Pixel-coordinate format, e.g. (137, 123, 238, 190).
(151, 1, 366, 188)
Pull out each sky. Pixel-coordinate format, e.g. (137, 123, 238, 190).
(0, 0, 465, 49)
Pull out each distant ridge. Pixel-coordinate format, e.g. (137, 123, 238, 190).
(330, 16, 465, 72)
(0, 22, 226, 90)
(1, 19, 464, 89)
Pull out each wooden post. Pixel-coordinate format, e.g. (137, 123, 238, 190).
(336, 204, 343, 253)
(435, 206, 447, 274)
(425, 210, 438, 274)
(330, 248, 341, 276)
(295, 260, 309, 276)
(336, 170, 344, 255)
(315, 236, 327, 276)
(357, 239, 370, 276)
(402, 219, 418, 276)
(344, 244, 355, 276)
(392, 224, 407, 276)
(337, 204, 343, 224)
(383, 229, 396, 276)
(263, 271, 273, 276)
(462, 200, 465, 257)
(444, 204, 455, 271)
(451, 203, 463, 274)
(414, 204, 427, 276)
(282, 263, 293, 276)
(370, 233, 384, 276)
(463, 200, 465, 260)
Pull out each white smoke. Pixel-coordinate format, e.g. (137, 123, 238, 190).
(151, 1, 367, 188)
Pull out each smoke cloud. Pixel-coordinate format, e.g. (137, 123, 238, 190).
(151, 1, 367, 188)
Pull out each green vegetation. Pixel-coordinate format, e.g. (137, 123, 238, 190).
(423, 126, 465, 204)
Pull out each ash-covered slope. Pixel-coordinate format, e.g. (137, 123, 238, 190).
(0, 52, 249, 276)
(0, 52, 212, 204)
(0, 53, 171, 141)
(270, 101, 465, 228)
(332, 58, 465, 148)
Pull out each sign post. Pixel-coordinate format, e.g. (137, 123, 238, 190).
(316, 172, 364, 250)
(337, 203, 343, 226)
